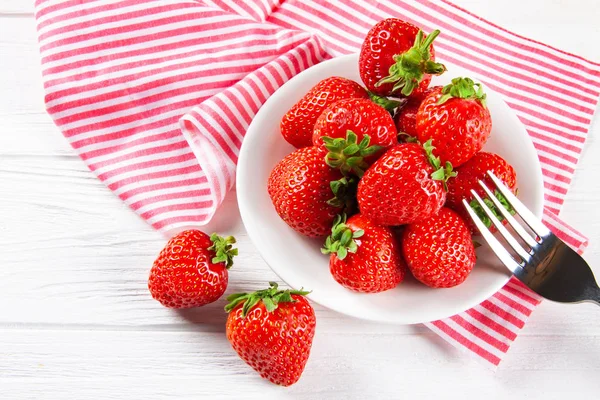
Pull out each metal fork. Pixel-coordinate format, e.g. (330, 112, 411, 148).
(463, 171, 600, 305)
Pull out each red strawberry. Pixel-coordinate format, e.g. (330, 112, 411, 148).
(268, 146, 346, 237)
(225, 282, 316, 386)
(280, 77, 369, 148)
(148, 230, 237, 308)
(313, 98, 398, 176)
(357, 141, 453, 226)
(322, 214, 406, 293)
(394, 86, 441, 138)
(359, 19, 445, 97)
(415, 77, 492, 168)
(446, 152, 517, 233)
(402, 208, 476, 288)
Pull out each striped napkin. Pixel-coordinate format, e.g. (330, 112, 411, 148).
(34, 0, 599, 366)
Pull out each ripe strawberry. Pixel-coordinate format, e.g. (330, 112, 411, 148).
(280, 77, 369, 148)
(446, 152, 517, 233)
(415, 77, 492, 167)
(359, 19, 445, 97)
(402, 208, 476, 288)
(312, 98, 398, 176)
(357, 141, 454, 226)
(148, 230, 237, 308)
(322, 214, 406, 293)
(268, 146, 347, 237)
(394, 86, 441, 138)
(225, 282, 315, 386)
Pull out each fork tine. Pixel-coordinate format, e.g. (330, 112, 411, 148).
(462, 199, 523, 274)
(470, 190, 531, 262)
(487, 171, 550, 238)
(477, 179, 538, 249)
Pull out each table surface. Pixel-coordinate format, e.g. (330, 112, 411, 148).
(1, 1, 600, 398)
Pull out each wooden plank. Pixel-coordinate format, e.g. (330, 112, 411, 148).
(1, 329, 599, 399)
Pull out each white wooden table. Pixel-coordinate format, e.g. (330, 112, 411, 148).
(1, 1, 599, 398)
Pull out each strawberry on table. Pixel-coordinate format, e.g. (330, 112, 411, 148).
(148, 230, 237, 308)
(415, 77, 492, 168)
(359, 18, 446, 97)
(280, 76, 369, 148)
(357, 141, 454, 226)
(402, 208, 476, 288)
(225, 282, 315, 387)
(321, 214, 406, 293)
(313, 98, 398, 176)
(446, 151, 517, 233)
(268, 146, 347, 237)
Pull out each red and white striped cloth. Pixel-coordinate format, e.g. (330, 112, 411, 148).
(34, 0, 599, 366)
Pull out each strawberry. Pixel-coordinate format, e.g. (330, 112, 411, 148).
(415, 77, 492, 168)
(446, 152, 517, 233)
(402, 208, 476, 288)
(313, 98, 398, 176)
(225, 282, 315, 386)
(394, 86, 441, 138)
(359, 19, 445, 97)
(148, 230, 237, 308)
(280, 77, 369, 148)
(322, 214, 406, 293)
(357, 141, 454, 226)
(268, 146, 347, 237)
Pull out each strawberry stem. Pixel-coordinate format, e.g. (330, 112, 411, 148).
(327, 176, 358, 215)
(437, 77, 487, 108)
(224, 282, 310, 317)
(368, 91, 403, 113)
(469, 189, 516, 228)
(323, 130, 384, 177)
(208, 234, 238, 269)
(321, 214, 364, 260)
(376, 29, 446, 96)
(422, 139, 457, 191)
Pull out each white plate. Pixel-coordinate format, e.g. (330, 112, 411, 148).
(237, 54, 544, 324)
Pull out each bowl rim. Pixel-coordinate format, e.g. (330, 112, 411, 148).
(237, 53, 545, 324)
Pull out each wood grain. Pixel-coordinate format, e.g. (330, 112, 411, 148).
(1, 1, 600, 399)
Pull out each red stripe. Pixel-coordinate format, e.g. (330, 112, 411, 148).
(442, 0, 600, 68)
(41, 10, 227, 58)
(95, 152, 196, 181)
(465, 308, 517, 340)
(42, 24, 282, 76)
(108, 164, 201, 191)
(139, 201, 213, 220)
(503, 284, 540, 306)
(87, 141, 190, 171)
(426, 0, 600, 81)
(129, 189, 211, 210)
(151, 214, 210, 230)
(430, 321, 501, 365)
(39, 2, 198, 43)
(119, 175, 209, 201)
(480, 301, 525, 328)
(450, 315, 509, 352)
(35, 0, 100, 20)
(44, 44, 288, 105)
(494, 292, 533, 317)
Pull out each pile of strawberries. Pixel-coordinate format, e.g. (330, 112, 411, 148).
(144, 18, 519, 388)
(270, 18, 517, 292)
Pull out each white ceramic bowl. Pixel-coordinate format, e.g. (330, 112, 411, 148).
(237, 54, 544, 324)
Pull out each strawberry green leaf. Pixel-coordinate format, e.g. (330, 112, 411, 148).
(208, 234, 238, 269)
(324, 130, 383, 177)
(376, 29, 446, 96)
(224, 282, 311, 317)
(437, 77, 487, 108)
(321, 213, 363, 261)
